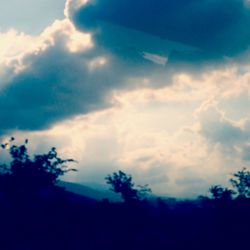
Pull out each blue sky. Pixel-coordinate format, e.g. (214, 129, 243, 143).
(0, 0, 65, 33)
(1, 0, 250, 197)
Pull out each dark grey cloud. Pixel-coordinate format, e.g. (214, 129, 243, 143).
(198, 107, 250, 163)
(201, 119, 246, 145)
(199, 107, 248, 146)
(72, 0, 250, 62)
(2, 0, 250, 135)
(0, 38, 130, 134)
(0, 17, 165, 135)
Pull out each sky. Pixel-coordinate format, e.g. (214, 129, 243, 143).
(1, 0, 250, 197)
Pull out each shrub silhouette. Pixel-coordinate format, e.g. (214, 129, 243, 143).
(105, 170, 151, 202)
(209, 185, 234, 200)
(207, 168, 250, 202)
(0, 138, 76, 194)
(230, 168, 250, 198)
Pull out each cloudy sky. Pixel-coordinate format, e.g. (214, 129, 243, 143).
(1, 0, 250, 197)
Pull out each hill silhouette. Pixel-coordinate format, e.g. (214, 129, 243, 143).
(59, 181, 122, 201)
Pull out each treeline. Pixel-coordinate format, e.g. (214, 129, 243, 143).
(0, 139, 249, 250)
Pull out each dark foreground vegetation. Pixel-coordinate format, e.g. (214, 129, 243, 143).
(0, 139, 249, 250)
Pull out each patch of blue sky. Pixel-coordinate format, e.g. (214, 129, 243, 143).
(0, 0, 65, 34)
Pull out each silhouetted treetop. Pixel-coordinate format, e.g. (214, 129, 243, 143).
(230, 168, 250, 198)
(0, 138, 76, 194)
(209, 185, 234, 200)
(105, 170, 151, 202)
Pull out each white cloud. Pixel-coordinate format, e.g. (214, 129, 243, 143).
(0, 30, 41, 79)
(0, 30, 39, 64)
(64, 0, 89, 19)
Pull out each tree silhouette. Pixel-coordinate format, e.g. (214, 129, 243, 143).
(105, 170, 151, 202)
(0, 138, 76, 194)
(209, 185, 234, 200)
(230, 168, 250, 198)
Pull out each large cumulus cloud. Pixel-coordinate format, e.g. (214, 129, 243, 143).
(0, 19, 122, 134)
(1, 0, 250, 136)
(71, 0, 250, 62)
(0, 0, 170, 135)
